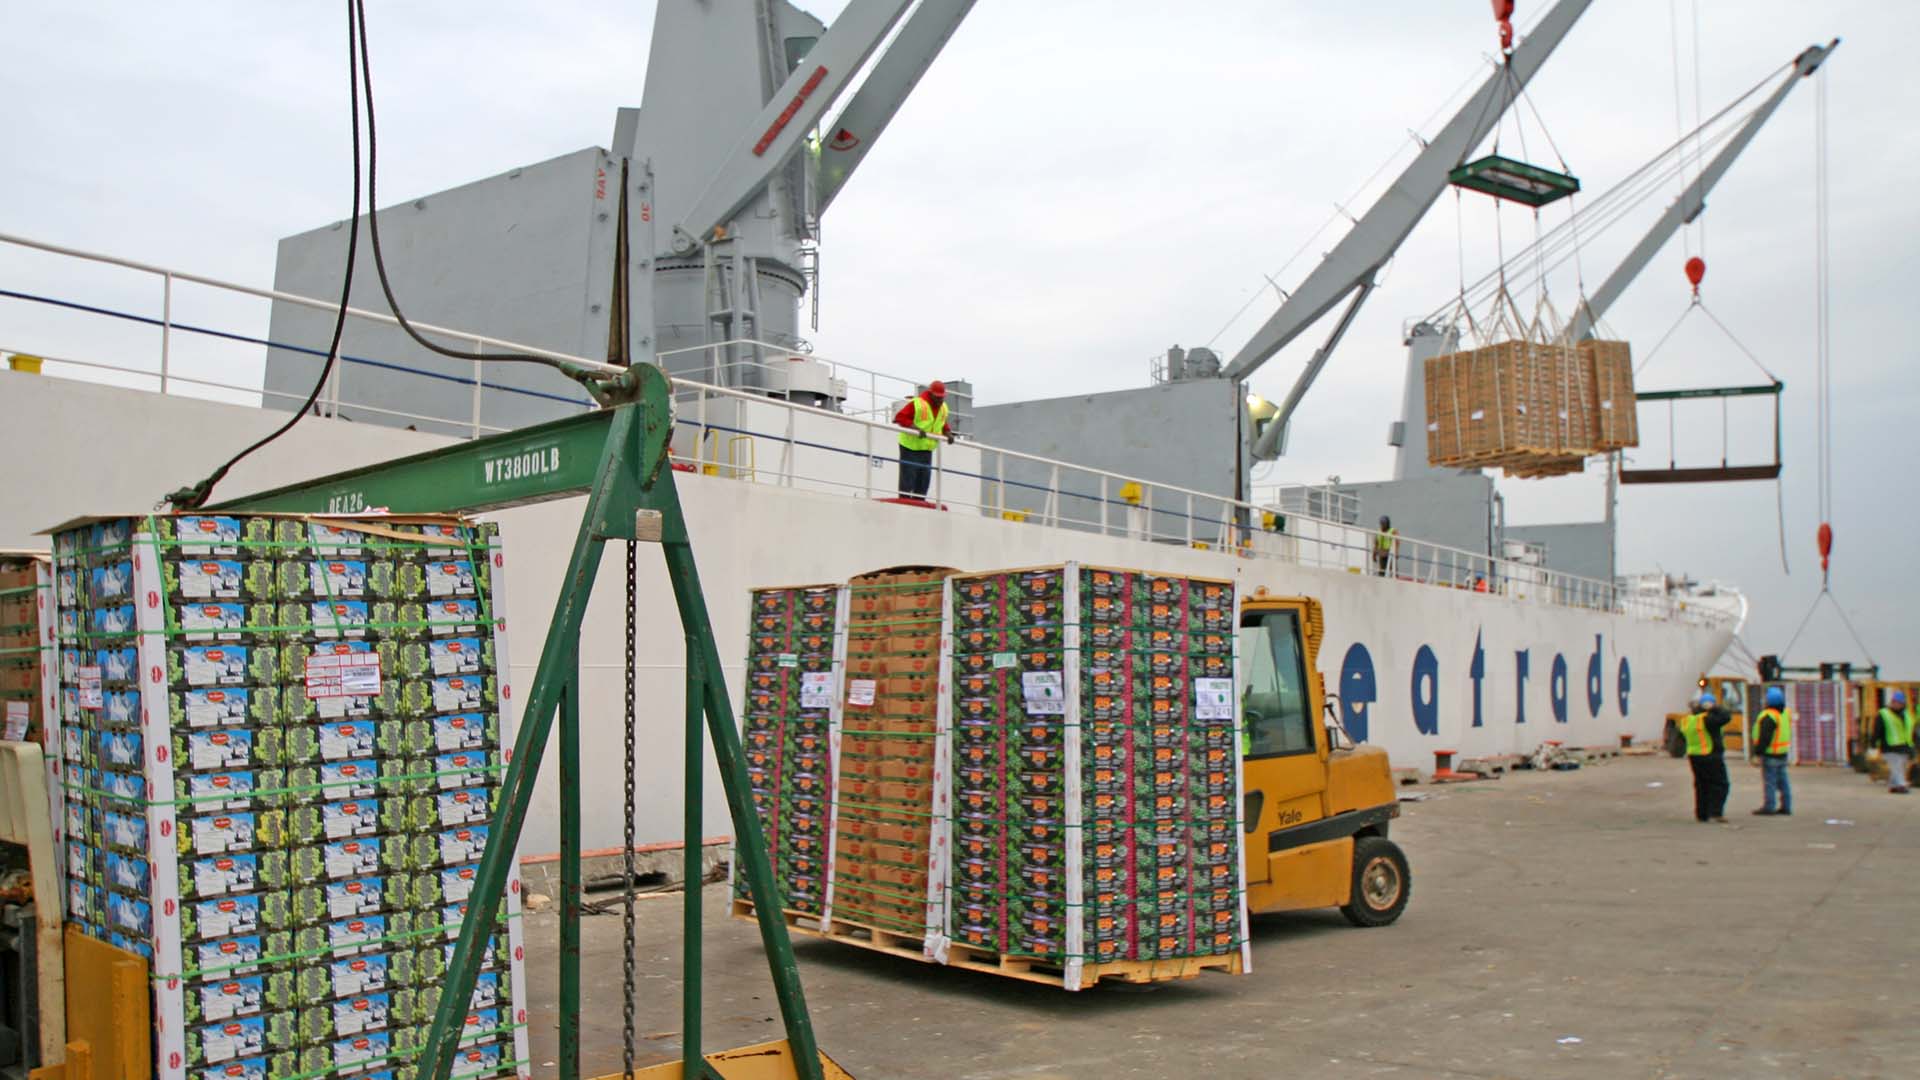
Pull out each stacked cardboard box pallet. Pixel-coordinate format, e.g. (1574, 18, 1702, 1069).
(734, 563, 1249, 990)
(943, 566, 1246, 988)
(48, 514, 529, 1080)
(736, 584, 840, 918)
(1425, 337, 1637, 477)
(829, 569, 948, 939)
(0, 553, 50, 743)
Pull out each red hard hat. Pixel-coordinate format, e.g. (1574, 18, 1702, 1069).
(928, 380, 946, 396)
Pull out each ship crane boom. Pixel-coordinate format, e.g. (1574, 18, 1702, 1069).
(1569, 38, 1838, 341)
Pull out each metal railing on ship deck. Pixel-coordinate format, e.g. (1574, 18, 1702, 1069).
(0, 230, 1731, 628)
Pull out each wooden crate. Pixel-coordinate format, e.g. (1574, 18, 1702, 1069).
(1427, 339, 1602, 472)
(1582, 339, 1640, 450)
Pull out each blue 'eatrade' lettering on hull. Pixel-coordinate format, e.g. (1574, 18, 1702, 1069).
(1331, 634, 1632, 743)
(1340, 643, 1377, 743)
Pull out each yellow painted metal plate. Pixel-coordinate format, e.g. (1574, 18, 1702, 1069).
(61, 927, 151, 1080)
(595, 1040, 854, 1080)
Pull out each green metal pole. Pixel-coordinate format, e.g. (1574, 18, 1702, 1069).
(683, 636, 707, 1078)
(417, 405, 650, 1080)
(559, 656, 583, 1080)
(651, 476, 826, 1080)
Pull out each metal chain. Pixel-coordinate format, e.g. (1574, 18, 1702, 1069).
(622, 540, 639, 1077)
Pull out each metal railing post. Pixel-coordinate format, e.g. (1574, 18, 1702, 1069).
(783, 402, 796, 486)
(470, 342, 484, 438)
(863, 422, 873, 499)
(1185, 493, 1194, 546)
(326, 344, 343, 418)
(1046, 464, 1059, 526)
(934, 439, 944, 507)
(1100, 476, 1109, 536)
(159, 272, 173, 395)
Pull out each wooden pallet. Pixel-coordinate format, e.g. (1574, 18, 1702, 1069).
(734, 900, 1243, 989)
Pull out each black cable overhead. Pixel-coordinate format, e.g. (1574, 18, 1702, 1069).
(347, 0, 579, 377)
(167, 0, 605, 510)
(165, 0, 363, 509)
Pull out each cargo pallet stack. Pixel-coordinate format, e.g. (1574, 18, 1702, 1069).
(826, 569, 948, 944)
(48, 514, 529, 1080)
(733, 563, 1250, 991)
(735, 584, 842, 919)
(940, 566, 1247, 989)
(1, 553, 52, 744)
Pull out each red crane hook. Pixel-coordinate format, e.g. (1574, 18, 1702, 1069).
(1817, 522, 1833, 576)
(1684, 256, 1706, 297)
(1491, 1, 1516, 53)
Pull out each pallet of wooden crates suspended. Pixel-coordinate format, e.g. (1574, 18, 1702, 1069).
(1424, 337, 1597, 474)
(1424, 323, 1638, 476)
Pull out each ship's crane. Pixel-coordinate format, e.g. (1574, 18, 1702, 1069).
(1218, 0, 1595, 460)
(667, 0, 979, 253)
(1568, 40, 1838, 342)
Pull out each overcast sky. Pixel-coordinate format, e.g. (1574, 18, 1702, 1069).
(3, 1, 1915, 674)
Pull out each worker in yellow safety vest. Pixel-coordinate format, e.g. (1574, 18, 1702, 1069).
(1373, 515, 1397, 577)
(891, 380, 954, 502)
(1677, 691, 1733, 823)
(1750, 686, 1793, 816)
(1872, 690, 1915, 794)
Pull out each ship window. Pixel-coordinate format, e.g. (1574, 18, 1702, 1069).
(784, 36, 818, 73)
(1240, 611, 1313, 758)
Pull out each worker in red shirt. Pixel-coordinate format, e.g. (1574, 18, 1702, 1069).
(893, 380, 954, 501)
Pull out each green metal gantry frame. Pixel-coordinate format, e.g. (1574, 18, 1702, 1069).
(207, 163, 828, 1080)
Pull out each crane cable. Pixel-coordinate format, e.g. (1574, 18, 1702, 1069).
(1780, 63, 1870, 664)
(165, 0, 593, 509)
(350, 0, 587, 378)
(164, 0, 363, 509)
(1421, 57, 1791, 329)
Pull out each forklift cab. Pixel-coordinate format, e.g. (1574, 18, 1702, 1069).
(1237, 591, 1409, 926)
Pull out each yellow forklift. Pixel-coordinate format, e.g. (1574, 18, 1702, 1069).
(1236, 589, 1409, 926)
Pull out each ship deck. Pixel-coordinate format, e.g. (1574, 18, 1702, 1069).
(525, 756, 1917, 1079)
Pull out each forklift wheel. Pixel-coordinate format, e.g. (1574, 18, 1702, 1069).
(1340, 836, 1410, 927)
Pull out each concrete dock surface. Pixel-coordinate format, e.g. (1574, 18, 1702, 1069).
(523, 756, 1917, 1079)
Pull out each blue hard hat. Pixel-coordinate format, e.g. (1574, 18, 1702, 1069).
(1698, 691, 1717, 708)
(1894, 691, 1908, 707)
(1765, 687, 1785, 708)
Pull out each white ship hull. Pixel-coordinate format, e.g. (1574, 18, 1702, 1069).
(0, 370, 1734, 856)
(492, 471, 1732, 853)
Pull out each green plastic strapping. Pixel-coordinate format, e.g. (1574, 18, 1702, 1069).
(62, 761, 509, 807)
(163, 907, 521, 982)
